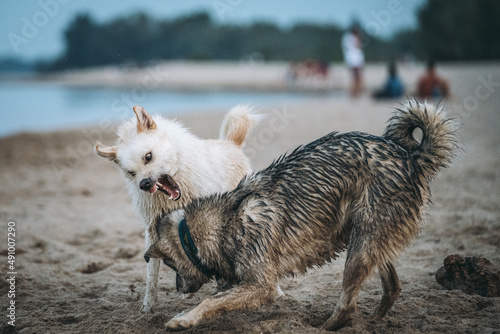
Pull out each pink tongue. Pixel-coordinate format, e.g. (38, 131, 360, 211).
(163, 184, 178, 199)
(157, 175, 181, 200)
(149, 185, 156, 194)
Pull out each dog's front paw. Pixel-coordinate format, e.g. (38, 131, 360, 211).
(140, 302, 154, 313)
(141, 294, 158, 313)
(321, 317, 352, 331)
(165, 316, 193, 331)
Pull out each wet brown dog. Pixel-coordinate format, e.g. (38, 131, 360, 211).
(145, 100, 461, 330)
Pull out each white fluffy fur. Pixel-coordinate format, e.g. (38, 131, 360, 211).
(96, 105, 258, 312)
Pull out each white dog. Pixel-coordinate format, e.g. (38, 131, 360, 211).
(96, 105, 257, 312)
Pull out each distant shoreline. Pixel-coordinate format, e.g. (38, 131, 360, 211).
(3, 61, 499, 93)
(0, 61, 394, 93)
(3, 61, 500, 139)
(0, 77, 321, 139)
(1, 61, 338, 94)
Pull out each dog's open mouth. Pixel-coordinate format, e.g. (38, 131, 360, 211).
(150, 175, 181, 201)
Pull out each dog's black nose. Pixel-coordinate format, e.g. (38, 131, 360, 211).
(140, 178, 153, 191)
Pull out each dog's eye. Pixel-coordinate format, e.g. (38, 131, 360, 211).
(128, 171, 136, 178)
(145, 152, 153, 164)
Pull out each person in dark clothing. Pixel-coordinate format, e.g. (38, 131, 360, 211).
(373, 62, 405, 99)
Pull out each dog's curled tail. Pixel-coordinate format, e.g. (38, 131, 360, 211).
(383, 100, 462, 180)
(220, 104, 260, 147)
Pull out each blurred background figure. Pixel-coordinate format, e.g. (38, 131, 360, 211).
(285, 59, 330, 86)
(372, 62, 405, 99)
(417, 60, 450, 99)
(341, 25, 364, 97)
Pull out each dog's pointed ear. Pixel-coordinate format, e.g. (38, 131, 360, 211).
(95, 143, 118, 162)
(133, 105, 157, 133)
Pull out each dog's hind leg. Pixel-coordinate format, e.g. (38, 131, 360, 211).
(371, 261, 401, 319)
(165, 283, 276, 330)
(321, 240, 375, 331)
(141, 227, 160, 313)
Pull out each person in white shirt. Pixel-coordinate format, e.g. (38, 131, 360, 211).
(341, 26, 364, 97)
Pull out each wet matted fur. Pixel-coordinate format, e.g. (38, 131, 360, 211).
(95, 105, 258, 312)
(146, 100, 461, 330)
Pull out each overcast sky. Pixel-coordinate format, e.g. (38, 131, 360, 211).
(1, 0, 426, 61)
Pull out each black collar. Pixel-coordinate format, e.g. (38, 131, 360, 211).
(178, 218, 218, 279)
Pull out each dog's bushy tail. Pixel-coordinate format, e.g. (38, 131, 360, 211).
(220, 105, 260, 147)
(383, 100, 461, 180)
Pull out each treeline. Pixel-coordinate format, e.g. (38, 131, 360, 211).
(417, 0, 500, 61)
(36, 11, 401, 71)
(37, 0, 500, 71)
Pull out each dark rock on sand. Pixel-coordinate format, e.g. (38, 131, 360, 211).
(436, 254, 500, 297)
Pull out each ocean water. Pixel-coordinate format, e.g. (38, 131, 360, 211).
(0, 82, 310, 137)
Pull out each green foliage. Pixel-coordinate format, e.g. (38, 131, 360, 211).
(417, 0, 500, 60)
(37, 1, 499, 71)
(0, 57, 33, 73)
(39, 11, 394, 71)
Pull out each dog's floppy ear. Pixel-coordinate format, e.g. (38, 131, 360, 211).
(144, 243, 162, 263)
(133, 105, 157, 132)
(95, 143, 118, 162)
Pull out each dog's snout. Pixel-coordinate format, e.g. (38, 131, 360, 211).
(140, 178, 153, 191)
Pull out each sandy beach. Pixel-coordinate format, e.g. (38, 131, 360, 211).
(1, 62, 499, 333)
(31, 60, 451, 92)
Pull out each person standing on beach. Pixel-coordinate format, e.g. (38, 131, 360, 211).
(341, 26, 364, 97)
